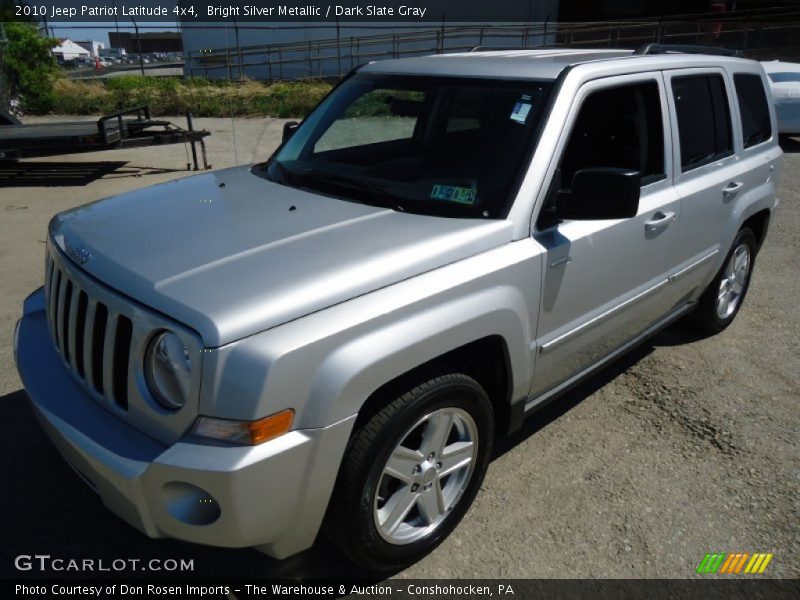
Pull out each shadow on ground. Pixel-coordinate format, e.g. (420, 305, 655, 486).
(0, 161, 188, 187)
(779, 134, 800, 153)
(0, 322, 704, 581)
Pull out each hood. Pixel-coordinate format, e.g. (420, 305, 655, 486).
(51, 166, 514, 346)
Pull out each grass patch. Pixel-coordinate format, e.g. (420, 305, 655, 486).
(48, 76, 332, 118)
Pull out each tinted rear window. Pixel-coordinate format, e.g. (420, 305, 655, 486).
(734, 73, 772, 148)
(672, 74, 733, 171)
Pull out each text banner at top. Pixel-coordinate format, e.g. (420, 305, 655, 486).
(13, 0, 554, 23)
(9, 0, 785, 23)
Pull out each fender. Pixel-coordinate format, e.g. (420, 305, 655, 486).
(198, 240, 545, 428)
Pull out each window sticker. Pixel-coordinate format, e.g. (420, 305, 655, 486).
(510, 94, 533, 124)
(430, 184, 477, 205)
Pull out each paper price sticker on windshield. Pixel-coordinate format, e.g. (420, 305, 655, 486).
(510, 95, 533, 124)
(430, 185, 477, 205)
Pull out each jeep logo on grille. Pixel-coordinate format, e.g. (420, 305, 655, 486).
(66, 244, 93, 265)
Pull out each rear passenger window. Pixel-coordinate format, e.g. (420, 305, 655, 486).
(734, 73, 772, 148)
(557, 80, 665, 189)
(672, 75, 733, 171)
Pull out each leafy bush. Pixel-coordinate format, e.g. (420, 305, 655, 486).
(2, 22, 59, 113)
(48, 76, 332, 118)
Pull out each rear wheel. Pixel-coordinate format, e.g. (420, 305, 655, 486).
(328, 373, 494, 572)
(689, 228, 757, 334)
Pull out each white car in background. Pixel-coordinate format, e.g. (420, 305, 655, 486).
(761, 60, 800, 134)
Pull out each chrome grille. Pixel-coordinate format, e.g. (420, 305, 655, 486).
(44, 250, 132, 411)
(42, 240, 202, 445)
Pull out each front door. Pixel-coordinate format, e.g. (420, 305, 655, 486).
(530, 73, 684, 399)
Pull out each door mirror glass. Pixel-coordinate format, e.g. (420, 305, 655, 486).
(282, 121, 300, 143)
(555, 168, 640, 220)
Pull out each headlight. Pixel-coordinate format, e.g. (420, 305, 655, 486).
(145, 331, 192, 410)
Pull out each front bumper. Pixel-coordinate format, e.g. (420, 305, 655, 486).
(14, 288, 355, 559)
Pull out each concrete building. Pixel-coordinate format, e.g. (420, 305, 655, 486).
(109, 32, 182, 54)
(180, 0, 561, 79)
(74, 40, 105, 58)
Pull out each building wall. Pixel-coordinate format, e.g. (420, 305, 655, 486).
(180, 0, 560, 79)
(74, 40, 105, 58)
(109, 32, 183, 54)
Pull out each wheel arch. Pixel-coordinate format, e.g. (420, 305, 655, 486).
(351, 335, 518, 440)
(741, 208, 771, 250)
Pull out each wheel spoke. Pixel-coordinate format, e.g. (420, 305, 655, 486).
(384, 445, 423, 484)
(422, 411, 454, 456)
(734, 248, 746, 271)
(417, 481, 445, 525)
(438, 441, 475, 477)
(379, 485, 417, 535)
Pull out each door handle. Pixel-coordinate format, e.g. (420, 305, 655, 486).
(723, 181, 744, 197)
(645, 211, 675, 231)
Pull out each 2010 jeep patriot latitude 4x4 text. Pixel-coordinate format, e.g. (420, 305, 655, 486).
(14, 47, 782, 570)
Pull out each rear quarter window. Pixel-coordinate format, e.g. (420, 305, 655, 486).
(734, 73, 772, 148)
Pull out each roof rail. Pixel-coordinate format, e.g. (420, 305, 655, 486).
(470, 46, 535, 52)
(633, 43, 743, 57)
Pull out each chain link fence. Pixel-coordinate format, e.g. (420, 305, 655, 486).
(184, 9, 800, 82)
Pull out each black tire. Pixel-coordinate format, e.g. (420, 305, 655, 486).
(327, 373, 494, 572)
(689, 227, 757, 334)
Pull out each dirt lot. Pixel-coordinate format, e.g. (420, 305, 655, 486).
(0, 117, 798, 580)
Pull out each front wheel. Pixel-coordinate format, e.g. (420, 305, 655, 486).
(327, 373, 494, 572)
(689, 227, 757, 334)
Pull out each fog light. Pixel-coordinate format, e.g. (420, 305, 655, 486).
(162, 482, 220, 526)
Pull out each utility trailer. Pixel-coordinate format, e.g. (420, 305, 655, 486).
(0, 106, 211, 170)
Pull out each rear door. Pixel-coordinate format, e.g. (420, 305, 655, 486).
(663, 69, 741, 295)
(530, 73, 683, 399)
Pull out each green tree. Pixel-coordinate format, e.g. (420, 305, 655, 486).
(2, 21, 59, 113)
(1, 0, 33, 22)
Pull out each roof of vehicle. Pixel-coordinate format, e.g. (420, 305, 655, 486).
(360, 48, 759, 80)
(760, 59, 800, 72)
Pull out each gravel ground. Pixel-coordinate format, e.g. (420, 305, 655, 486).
(0, 117, 798, 580)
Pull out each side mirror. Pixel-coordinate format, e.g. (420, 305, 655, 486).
(282, 121, 300, 143)
(556, 168, 640, 220)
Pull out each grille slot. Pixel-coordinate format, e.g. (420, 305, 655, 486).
(51, 270, 62, 349)
(91, 303, 108, 395)
(74, 291, 88, 378)
(112, 315, 133, 409)
(43, 247, 137, 413)
(62, 280, 73, 364)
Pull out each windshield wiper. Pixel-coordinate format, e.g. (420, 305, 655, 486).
(301, 169, 403, 210)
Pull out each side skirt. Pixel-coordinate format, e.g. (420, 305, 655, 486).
(518, 302, 695, 421)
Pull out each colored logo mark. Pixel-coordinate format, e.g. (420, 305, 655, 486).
(696, 552, 773, 574)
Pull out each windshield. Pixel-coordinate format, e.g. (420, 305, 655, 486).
(265, 74, 553, 218)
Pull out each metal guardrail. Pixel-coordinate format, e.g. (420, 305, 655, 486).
(184, 8, 800, 81)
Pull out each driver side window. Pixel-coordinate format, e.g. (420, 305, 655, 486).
(556, 80, 666, 193)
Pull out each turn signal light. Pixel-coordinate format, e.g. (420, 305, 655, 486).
(191, 409, 294, 445)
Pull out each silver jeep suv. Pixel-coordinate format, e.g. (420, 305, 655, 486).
(14, 46, 782, 571)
